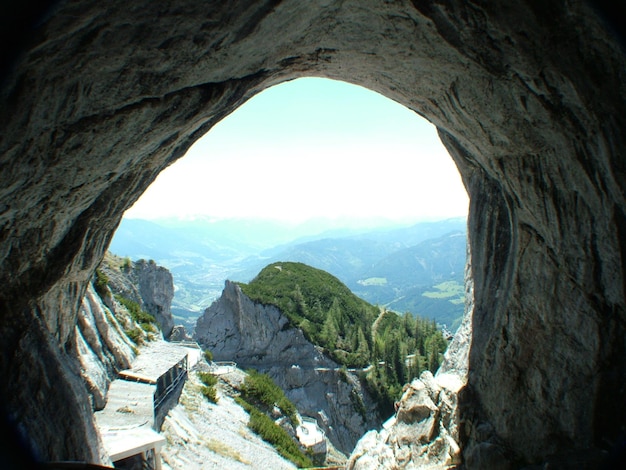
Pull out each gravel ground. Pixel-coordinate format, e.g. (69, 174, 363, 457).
(160, 367, 296, 470)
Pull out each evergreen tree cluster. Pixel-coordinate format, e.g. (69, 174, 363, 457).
(238, 261, 449, 415)
(365, 310, 448, 414)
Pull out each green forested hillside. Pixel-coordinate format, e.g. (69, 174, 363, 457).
(238, 262, 378, 367)
(238, 262, 448, 414)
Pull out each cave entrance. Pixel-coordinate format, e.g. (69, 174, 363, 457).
(114, 77, 469, 334)
(2, 1, 623, 466)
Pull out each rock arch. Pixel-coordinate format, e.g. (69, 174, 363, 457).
(0, 1, 624, 467)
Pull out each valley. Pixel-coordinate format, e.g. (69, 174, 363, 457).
(110, 216, 468, 331)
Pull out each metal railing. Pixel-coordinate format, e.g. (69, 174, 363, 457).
(169, 340, 202, 349)
(208, 361, 237, 374)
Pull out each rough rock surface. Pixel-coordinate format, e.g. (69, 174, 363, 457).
(75, 283, 135, 410)
(194, 280, 382, 454)
(348, 371, 465, 470)
(161, 365, 296, 470)
(0, 1, 625, 467)
(194, 281, 327, 368)
(101, 256, 175, 338)
(169, 325, 193, 342)
(75, 253, 179, 411)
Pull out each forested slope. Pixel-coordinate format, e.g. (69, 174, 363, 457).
(238, 262, 448, 413)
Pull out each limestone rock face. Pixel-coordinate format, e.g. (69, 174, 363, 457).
(347, 259, 472, 469)
(101, 257, 175, 338)
(266, 362, 381, 455)
(76, 254, 177, 412)
(134, 260, 176, 338)
(169, 325, 192, 342)
(195, 280, 330, 367)
(0, 0, 625, 466)
(194, 281, 382, 454)
(348, 371, 465, 470)
(75, 283, 135, 410)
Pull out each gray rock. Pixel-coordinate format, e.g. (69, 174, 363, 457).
(194, 280, 382, 454)
(101, 257, 175, 338)
(76, 284, 135, 409)
(169, 325, 192, 342)
(134, 260, 175, 338)
(194, 281, 330, 367)
(0, 0, 624, 465)
(347, 370, 465, 469)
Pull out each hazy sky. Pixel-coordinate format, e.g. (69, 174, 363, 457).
(125, 77, 468, 223)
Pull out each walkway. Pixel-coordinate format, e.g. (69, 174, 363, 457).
(95, 340, 194, 468)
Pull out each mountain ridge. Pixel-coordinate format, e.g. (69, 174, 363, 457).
(110, 217, 468, 328)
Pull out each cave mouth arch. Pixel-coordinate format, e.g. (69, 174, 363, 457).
(116, 75, 470, 350)
(1, 1, 625, 468)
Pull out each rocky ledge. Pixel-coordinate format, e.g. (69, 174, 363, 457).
(99, 254, 175, 338)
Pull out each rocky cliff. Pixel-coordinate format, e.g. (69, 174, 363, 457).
(194, 280, 382, 454)
(75, 283, 135, 412)
(76, 253, 179, 411)
(99, 255, 175, 338)
(1, 1, 625, 468)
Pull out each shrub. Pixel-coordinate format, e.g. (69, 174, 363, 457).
(235, 396, 252, 412)
(241, 399, 312, 468)
(140, 322, 157, 333)
(350, 389, 367, 422)
(94, 269, 109, 297)
(338, 367, 348, 383)
(115, 295, 158, 327)
(197, 371, 218, 387)
(122, 257, 132, 271)
(201, 385, 218, 403)
(124, 327, 143, 344)
(240, 369, 298, 426)
(203, 349, 213, 362)
(198, 371, 219, 403)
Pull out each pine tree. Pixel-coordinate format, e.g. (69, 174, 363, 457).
(321, 313, 339, 350)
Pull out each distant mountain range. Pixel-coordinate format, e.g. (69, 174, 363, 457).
(109, 216, 468, 330)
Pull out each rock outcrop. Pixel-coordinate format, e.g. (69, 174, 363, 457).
(194, 281, 325, 367)
(348, 371, 465, 470)
(160, 364, 297, 470)
(75, 283, 135, 411)
(1, 1, 625, 467)
(194, 280, 382, 454)
(100, 256, 175, 338)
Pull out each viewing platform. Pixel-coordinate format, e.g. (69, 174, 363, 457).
(96, 340, 197, 469)
(296, 416, 327, 454)
(208, 360, 238, 375)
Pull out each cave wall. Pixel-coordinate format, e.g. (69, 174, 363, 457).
(0, 0, 624, 467)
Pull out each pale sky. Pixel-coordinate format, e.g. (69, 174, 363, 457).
(125, 77, 468, 223)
